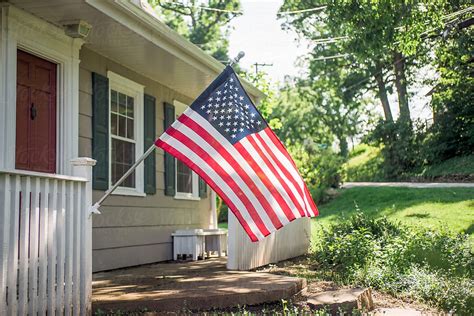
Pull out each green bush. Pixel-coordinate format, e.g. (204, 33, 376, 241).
(312, 213, 473, 314)
(368, 120, 424, 179)
(287, 142, 344, 203)
(343, 144, 385, 182)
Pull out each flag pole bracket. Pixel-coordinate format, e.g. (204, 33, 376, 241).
(230, 51, 245, 66)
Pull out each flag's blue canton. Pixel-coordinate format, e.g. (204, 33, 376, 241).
(191, 70, 267, 144)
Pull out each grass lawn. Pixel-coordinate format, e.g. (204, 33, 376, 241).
(421, 155, 474, 177)
(314, 186, 474, 236)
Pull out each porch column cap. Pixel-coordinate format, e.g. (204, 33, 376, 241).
(70, 157, 97, 166)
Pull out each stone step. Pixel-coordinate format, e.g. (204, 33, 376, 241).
(307, 287, 374, 313)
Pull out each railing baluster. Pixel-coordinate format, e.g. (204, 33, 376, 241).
(0, 174, 11, 315)
(38, 178, 50, 316)
(7, 175, 20, 315)
(47, 179, 58, 316)
(28, 177, 40, 315)
(64, 181, 74, 316)
(56, 180, 66, 314)
(18, 176, 31, 315)
(72, 182, 82, 316)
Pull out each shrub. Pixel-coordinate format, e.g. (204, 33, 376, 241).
(312, 213, 474, 314)
(287, 142, 344, 203)
(343, 144, 385, 182)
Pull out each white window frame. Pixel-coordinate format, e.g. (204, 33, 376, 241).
(173, 100, 200, 201)
(107, 71, 145, 197)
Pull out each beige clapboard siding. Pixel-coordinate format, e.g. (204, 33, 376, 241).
(92, 206, 202, 228)
(93, 226, 177, 250)
(79, 47, 211, 271)
(93, 243, 172, 272)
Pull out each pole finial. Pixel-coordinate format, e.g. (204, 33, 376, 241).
(229, 51, 245, 66)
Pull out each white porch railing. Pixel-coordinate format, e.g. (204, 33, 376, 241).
(0, 158, 95, 316)
(227, 213, 311, 270)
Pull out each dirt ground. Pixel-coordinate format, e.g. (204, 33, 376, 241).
(253, 255, 442, 315)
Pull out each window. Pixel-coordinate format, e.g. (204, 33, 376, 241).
(108, 71, 145, 196)
(174, 100, 199, 200)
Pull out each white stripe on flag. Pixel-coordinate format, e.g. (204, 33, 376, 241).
(186, 109, 293, 225)
(160, 132, 265, 240)
(259, 130, 317, 216)
(253, 131, 309, 214)
(239, 137, 303, 219)
(249, 134, 307, 213)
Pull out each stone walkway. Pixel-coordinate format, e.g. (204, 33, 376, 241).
(343, 181, 474, 188)
(92, 258, 306, 313)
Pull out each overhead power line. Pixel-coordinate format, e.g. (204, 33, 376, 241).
(278, 6, 327, 15)
(313, 54, 350, 61)
(158, 1, 243, 14)
(157, 1, 327, 16)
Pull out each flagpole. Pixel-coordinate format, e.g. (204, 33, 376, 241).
(89, 52, 246, 215)
(89, 144, 156, 215)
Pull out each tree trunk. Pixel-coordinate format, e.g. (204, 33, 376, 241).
(374, 61, 393, 122)
(393, 51, 411, 123)
(338, 135, 348, 158)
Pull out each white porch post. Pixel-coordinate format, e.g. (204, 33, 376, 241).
(71, 157, 96, 315)
(226, 211, 238, 270)
(209, 190, 218, 229)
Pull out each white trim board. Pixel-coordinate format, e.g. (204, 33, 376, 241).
(0, 4, 84, 175)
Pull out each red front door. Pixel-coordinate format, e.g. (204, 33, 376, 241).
(16, 50, 57, 173)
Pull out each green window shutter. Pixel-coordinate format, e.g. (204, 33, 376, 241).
(144, 94, 156, 195)
(199, 177, 207, 198)
(92, 72, 109, 190)
(163, 102, 175, 196)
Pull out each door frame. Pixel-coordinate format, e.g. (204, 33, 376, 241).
(0, 4, 84, 175)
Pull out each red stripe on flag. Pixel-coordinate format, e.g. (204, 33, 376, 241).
(239, 136, 305, 218)
(263, 129, 318, 215)
(304, 184, 319, 216)
(166, 126, 272, 236)
(252, 132, 308, 217)
(177, 115, 286, 229)
(232, 138, 297, 222)
(156, 139, 259, 241)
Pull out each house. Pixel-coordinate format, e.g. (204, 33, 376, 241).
(0, 1, 313, 313)
(0, 0, 267, 273)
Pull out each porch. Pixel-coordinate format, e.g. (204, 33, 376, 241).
(92, 258, 306, 313)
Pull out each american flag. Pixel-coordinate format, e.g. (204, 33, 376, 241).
(155, 66, 318, 241)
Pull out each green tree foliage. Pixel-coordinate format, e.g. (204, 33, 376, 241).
(279, 0, 453, 124)
(427, 25, 474, 161)
(149, 0, 241, 61)
(279, 0, 472, 179)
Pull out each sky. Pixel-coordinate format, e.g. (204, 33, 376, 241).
(227, 0, 432, 120)
(228, 0, 310, 83)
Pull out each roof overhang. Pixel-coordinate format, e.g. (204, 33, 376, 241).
(7, 0, 265, 101)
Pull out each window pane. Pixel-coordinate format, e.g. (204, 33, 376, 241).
(111, 113, 118, 135)
(111, 90, 118, 112)
(118, 115, 126, 138)
(126, 118, 134, 139)
(111, 139, 135, 188)
(176, 160, 192, 193)
(126, 96, 134, 118)
(118, 92, 127, 115)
